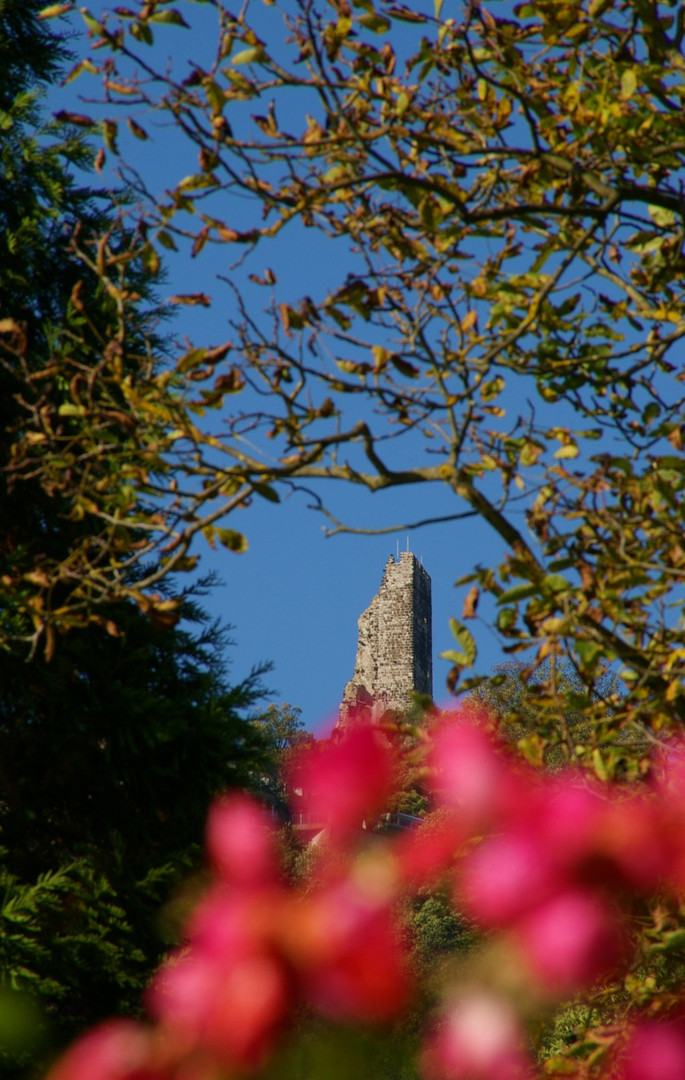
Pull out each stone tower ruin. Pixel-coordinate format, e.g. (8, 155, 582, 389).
(339, 551, 432, 725)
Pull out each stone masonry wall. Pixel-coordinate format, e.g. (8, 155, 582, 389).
(339, 552, 432, 724)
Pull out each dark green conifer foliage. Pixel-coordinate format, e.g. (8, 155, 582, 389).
(0, 591, 269, 1061)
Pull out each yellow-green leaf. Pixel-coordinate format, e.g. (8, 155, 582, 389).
(156, 230, 178, 251)
(38, 2, 72, 18)
(358, 12, 391, 32)
(232, 46, 266, 65)
(216, 528, 248, 552)
(620, 68, 637, 99)
(141, 244, 160, 275)
(101, 119, 118, 153)
(149, 8, 189, 26)
(440, 617, 477, 668)
(252, 483, 280, 503)
(520, 440, 544, 467)
(481, 376, 504, 401)
(396, 91, 410, 116)
(178, 173, 218, 192)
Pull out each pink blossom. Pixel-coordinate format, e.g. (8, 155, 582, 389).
(46, 1021, 166, 1080)
(458, 767, 665, 953)
(459, 832, 559, 928)
(421, 994, 533, 1080)
(617, 1019, 685, 1080)
(655, 741, 685, 806)
(593, 794, 670, 894)
(185, 884, 280, 957)
(513, 888, 626, 993)
(651, 745, 685, 893)
(149, 944, 289, 1071)
(396, 810, 467, 889)
(205, 793, 278, 888)
(524, 776, 670, 895)
(428, 714, 532, 830)
(150, 787, 411, 1066)
(292, 877, 409, 1021)
(149, 835, 291, 1071)
(289, 724, 398, 833)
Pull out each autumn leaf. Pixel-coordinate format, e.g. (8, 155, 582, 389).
(462, 586, 480, 619)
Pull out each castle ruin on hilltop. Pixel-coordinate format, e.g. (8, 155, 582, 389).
(339, 551, 432, 725)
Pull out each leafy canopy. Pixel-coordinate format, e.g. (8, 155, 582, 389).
(0, 0, 257, 656)
(39, 0, 685, 771)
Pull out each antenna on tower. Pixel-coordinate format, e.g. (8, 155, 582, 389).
(396, 539, 399, 561)
(406, 535, 410, 553)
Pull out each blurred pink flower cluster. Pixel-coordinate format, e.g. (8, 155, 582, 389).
(48, 715, 685, 1080)
(421, 719, 685, 1079)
